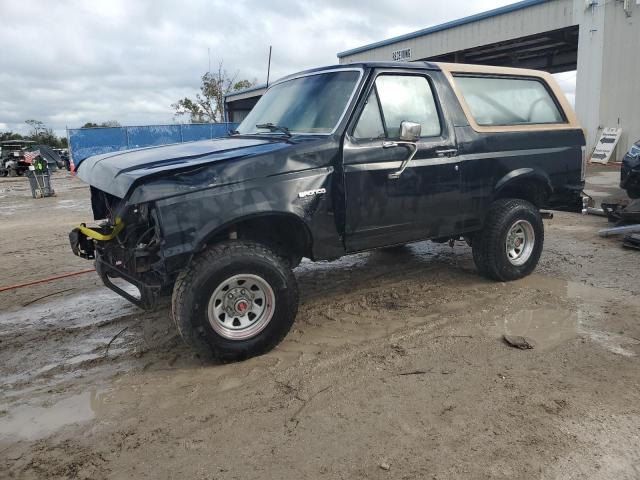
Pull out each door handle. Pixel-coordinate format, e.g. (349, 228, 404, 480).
(436, 148, 458, 157)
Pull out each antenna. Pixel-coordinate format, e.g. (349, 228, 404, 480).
(208, 47, 211, 73)
(266, 45, 272, 87)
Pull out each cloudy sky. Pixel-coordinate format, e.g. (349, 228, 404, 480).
(0, 0, 576, 137)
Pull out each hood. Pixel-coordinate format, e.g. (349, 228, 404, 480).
(76, 137, 291, 199)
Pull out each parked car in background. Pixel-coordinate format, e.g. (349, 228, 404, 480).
(70, 62, 585, 361)
(0, 140, 36, 176)
(54, 148, 71, 170)
(0, 141, 65, 176)
(35, 145, 65, 171)
(621, 139, 640, 198)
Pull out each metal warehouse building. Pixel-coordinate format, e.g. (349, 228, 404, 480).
(226, 0, 640, 159)
(224, 84, 267, 123)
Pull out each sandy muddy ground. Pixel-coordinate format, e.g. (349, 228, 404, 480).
(1, 167, 639, 479)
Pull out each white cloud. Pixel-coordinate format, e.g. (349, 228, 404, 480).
(1, 0, 571, 137)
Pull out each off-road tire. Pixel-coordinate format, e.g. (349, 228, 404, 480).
(172, 241, 298, 362)
(472, 198, 544, 281)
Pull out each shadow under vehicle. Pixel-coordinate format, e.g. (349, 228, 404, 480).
(70, 62, 586, 361)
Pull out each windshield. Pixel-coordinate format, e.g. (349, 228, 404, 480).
(236, 70, 361, 135)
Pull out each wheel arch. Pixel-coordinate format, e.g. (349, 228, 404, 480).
(193, 211, 313, 262)
(493, 168, 552, 207)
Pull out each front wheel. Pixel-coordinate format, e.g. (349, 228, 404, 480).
(472, 199, 544, 281)
(172, 241, 298, 361)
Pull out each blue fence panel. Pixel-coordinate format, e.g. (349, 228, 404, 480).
(126, 125, 181, 148)
(67, 127, 129, 161)
(68, 122, 238, 166)
(181, 124, 217, 142)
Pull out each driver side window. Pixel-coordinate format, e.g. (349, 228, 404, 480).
(354, 74, 442, 140)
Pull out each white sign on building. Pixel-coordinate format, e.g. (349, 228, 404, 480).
(392, 48, 411, 61)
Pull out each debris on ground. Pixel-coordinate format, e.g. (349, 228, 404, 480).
(623, 233, 640, 250)
(589, 198, 640, 251)
(503, 334, 535, 349)
(599, 223, 640, 238)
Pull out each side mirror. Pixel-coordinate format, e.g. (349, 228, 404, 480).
(399, 121, 421, 142)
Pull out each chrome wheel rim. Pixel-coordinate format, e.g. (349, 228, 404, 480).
(207, 274, 275, 340)
(505, 220, 535, 266)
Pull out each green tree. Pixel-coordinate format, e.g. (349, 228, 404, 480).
(25, 119, 59, 147)
(0, 131, 24, 142)
(81, 120, 121, 128)
(172, 61, 255, 123)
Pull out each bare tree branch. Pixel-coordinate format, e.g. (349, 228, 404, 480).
(172, 59, 256, 123)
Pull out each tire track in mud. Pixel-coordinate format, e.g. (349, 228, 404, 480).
(0, 242, 482, 404)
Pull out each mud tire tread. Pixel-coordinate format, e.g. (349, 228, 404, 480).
(472, 198, 544, 282)
(172, 241, 298, 362)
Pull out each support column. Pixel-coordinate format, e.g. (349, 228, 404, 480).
(574, 0, 640, 160)
(574, 0, 606, 154)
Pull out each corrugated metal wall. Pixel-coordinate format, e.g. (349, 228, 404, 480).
(338, 0, 574, 64)
(68, 123, 238, 165)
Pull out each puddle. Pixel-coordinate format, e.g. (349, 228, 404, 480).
(54, 199, 85, 210)
(503, 308, 577, 350)
(513, 275, 639, 356)
(0, 390, 105, 441)
(0, 287, 139, 333)
(580, 329, 638, 357)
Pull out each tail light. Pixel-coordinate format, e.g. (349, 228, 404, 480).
(581, 146, 586, 181)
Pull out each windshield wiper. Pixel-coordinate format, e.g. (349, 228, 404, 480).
(256, 123, 291, 137)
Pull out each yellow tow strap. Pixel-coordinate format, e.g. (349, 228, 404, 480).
(77, 218, 124, 241)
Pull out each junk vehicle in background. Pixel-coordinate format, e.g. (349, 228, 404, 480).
(621, 139, 640, 198)
(35, 145, 65, 171)
(0, 141, 64, 176)
(0, 140, 36, 176)
(54, 148, 71, 170)
(70, 62, 586, 361)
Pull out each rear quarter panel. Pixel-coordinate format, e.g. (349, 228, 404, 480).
(435, 63, 586, 228)
(455, 127, 585, 230)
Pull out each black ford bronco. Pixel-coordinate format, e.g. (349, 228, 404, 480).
(70, 62, 586, 361)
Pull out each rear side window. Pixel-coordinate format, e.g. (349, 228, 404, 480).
(454, 75, 565, 126)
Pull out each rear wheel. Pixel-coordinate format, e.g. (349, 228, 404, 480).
(172, 241, 298, 361)
(472, 199, 544, 281)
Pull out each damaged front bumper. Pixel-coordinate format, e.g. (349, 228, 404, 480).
(94, 255, 160, 310)
(69, 219, 162, 310)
